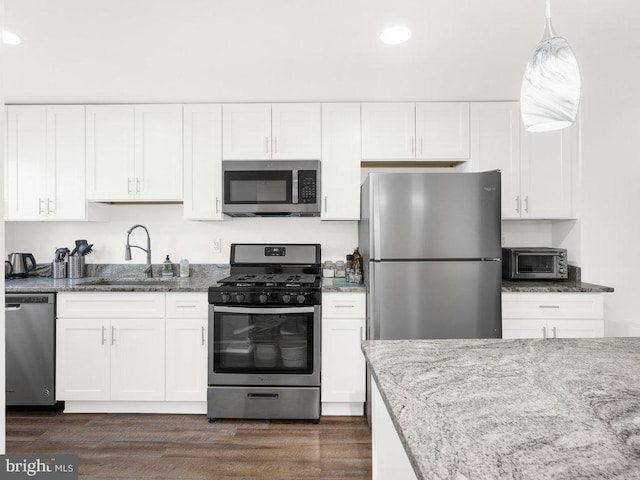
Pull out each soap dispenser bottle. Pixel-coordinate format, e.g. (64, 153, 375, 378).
(162, 255, 174, 278)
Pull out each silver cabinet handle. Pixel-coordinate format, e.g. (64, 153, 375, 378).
(215, 197, 220, 214)
(515, 196, 520, 213)
(524, 196, 529, 213)
(359, 326, 364, 340)
(420, 136, 423, 156)
(265, 137, 269, 154)
(411, 136, 415, 155)
(47, 198, 54, 214)
(539, 305, 560, 309)
(542, 326, 547, 339)
(136, 178, 141, 194)
(111, 326, 116, 345)
(274, 137, 278, 154)
(334, 304, 355, 308)
(102, 326, 106, 345)
(201, 326, 206, 346)
(127, 178, 132, 194)
(38, 197, 45, 215)
(324, 196, 328, 214)
(553, 326, 557, 338)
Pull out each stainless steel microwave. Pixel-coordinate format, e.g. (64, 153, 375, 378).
(502, 247, 568, 280)
(221, 160, 321, 217)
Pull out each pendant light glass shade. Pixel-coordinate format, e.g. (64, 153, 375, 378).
(520, 0, 581, 132)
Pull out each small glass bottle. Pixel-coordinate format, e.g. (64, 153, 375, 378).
(351, 247, 363, 284)
(346, 254, 353, 283)
(162, 255, 174, 278)
(334, 261, 346, 278)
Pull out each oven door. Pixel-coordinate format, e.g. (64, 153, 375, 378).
(209, 305, 321, 387)
(514, 252, 558, 279)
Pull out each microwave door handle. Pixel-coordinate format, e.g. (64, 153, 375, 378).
(292, 169, 299, 204)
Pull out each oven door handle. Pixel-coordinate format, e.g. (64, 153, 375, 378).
(213, 306, 315, 314)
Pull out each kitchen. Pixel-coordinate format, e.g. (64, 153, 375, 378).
(1, 0, 639, 478)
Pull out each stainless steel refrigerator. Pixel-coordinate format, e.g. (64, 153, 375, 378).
(359, 171, 502, 341)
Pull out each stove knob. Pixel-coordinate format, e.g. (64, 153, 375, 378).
(221, 293, 231, 303)
(297, 295, 306, 304)
(282, 294, 291, 304)
(259, 294, 268, 304)
(235, 294, 245, 303)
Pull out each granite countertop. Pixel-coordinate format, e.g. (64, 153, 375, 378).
(362, 338, 640, 480)
(501, 279, 614, 293)
(322, 277, 366, 293)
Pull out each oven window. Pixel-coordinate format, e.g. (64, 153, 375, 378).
(224, 170, 292, 204)
(517, 255, 554, 273)
(213, 311, 314, 374)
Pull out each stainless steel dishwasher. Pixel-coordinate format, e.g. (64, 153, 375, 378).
(5, 293, 57, 406)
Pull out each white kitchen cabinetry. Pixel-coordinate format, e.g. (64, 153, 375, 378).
(86, 104, 183, 201)
(165, 293, 208, 402)
(361, 102, 470, 160)
(470, 101, 575, 219)
(6, 105, 88, 220)
(321, 103, 361, 220)
(321, 292, 366, 416)
(222, 103, 321, 160)
(502, 293, 605, 339)
(183, 104, 223, 220)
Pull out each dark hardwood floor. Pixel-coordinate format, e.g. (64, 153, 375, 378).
(5, 412, 372, 479)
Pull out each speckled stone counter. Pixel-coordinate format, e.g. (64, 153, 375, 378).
(322, 277, 366, 293)
(501, 279, 614, 293)
(5, 264, 230, 293)
(363, 338, 640, 480)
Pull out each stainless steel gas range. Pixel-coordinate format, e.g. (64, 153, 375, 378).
(207, 244, 322, 423)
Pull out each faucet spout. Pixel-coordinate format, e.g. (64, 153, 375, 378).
(125, 224, 153, 278)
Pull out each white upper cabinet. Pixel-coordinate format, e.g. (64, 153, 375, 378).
(362, 102, 470, 160)
(415, 103, 470, 159)
(361, 103, 415, 159)
(6, 105, 87, 221)
(470, 101, 575, 219)
(86, 104, 183, 201)
(183, 104, 223, 220)
(471, 102, 521, 219)
(222, 103, 321, 160)
(321, 103, 361, 220)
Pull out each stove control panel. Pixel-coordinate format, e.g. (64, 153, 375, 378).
(209, 290, 320, 306)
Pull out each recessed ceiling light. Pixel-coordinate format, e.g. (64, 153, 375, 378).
(380, 26, 412, 45)
(2, 30, 23, 45)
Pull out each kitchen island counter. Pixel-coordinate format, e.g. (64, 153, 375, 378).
(362, 338, 640, 480)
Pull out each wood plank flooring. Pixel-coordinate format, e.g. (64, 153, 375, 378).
(5, 412, 372, 479)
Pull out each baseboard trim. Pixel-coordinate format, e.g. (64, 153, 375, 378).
(63, 401, 207, 414)
(321, 402, 364, 416)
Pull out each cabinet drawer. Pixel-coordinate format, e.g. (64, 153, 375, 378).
(166, 293, 208, 318)
(502, 293, 604, 319)
(58, 292, 165, 318)
(322, 292, 366, 318)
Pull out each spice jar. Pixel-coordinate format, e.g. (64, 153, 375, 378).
(334, 261, 346, 277)
(323, 260, 335, 278)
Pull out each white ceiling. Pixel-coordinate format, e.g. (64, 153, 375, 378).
(3, 0, 640, 103)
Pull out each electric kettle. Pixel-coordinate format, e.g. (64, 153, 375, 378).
(8, 253, 37, 278)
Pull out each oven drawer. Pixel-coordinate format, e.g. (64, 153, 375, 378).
(322, 292, 366, 318)
(207, 386, 320, 420)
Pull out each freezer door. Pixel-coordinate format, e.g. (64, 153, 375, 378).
(369, 260, 502, 340)
(370, 171, 501, 260)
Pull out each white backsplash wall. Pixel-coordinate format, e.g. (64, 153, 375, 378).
(501, 220, 553, 249)
(5, 204, 358, 265)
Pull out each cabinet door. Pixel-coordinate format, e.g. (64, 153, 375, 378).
(6, 106, 47, 220)
(47, 106, 87, 220)
(183, 104, 223, 220)
(470, 102, 521, 219)
(501, 319, 547, 339)
(134, 105, 183, 201)
(166, 317, 207, 402)
(86, 105, 135, 201)
(321, 103, 361, 220)
(521, 124, 575, 219)
(222, 104, 272, 160)
(415, 103, 470, 159)
(56, 318, 110, 401)
(271, 103, 321, 159)
(110, 318, 165, 401)
(361, 103, 415, 160)
(321, 318, 366, 403)
(548, 319, 604, 339)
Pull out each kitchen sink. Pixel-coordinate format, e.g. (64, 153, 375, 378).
(79, 279, 175, 286)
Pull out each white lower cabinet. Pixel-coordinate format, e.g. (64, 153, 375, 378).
(321, 292, 366, 416)
(502, 293, 605, 339)
(56, 292, 207, 413)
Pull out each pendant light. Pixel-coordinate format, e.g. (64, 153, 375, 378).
(520, 0, 581, 132)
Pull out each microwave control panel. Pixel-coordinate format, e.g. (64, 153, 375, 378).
(298, 171, 317, 204)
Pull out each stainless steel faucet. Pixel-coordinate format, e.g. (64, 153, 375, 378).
(125, 224, 152, 278)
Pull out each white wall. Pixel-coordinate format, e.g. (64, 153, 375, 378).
(5, 204, 358, 265)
